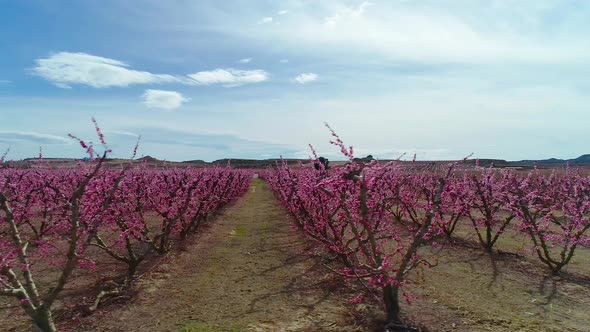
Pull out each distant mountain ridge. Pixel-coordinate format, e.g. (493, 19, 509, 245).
(12, 154, 590, 170)
(516, 154, 590, 164)
(573, 154, 590, 163)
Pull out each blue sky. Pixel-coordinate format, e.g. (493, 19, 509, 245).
(1, 0, 589, 161)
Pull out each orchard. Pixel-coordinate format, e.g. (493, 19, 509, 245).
(265, 127, 590, 331)
(1, 123, 589, 331)
(0, 124, 250, 331)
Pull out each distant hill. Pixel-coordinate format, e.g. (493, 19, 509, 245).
(573, 154, 590, 163)
(514, 154, 590, 165)
(9, 153, 590, 170)
(516, 158, 564, 165)
(182, 159, 206, 164)
(138, 155, 159, 163)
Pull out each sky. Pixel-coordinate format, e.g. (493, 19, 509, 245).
(1, 0, 589, 162)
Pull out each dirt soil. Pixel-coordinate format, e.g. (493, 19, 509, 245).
(402, 224, 590, 332)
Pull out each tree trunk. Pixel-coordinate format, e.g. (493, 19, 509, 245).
(32, 307, 56, 332)
(383, 284, 402, 325)
(126, 260, 140, 288)
(551, 264, 563, 276)
(484, 242, 493, 254)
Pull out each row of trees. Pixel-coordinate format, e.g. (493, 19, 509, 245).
(265, 130, 590, 330)
(0, 127, 251, 331)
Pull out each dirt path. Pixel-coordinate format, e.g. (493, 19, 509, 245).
(73, 179, 368, 332)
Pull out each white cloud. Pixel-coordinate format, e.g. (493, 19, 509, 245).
(294, 73, 318, 84)
(0, 131, 70, 145)
(258, 17, 273, 24)
(188, 68, 268, 87)
(32, 52, 187, 88)
(103, 130, 140, 138)
(278, 10, 288, 15)
(325, 1, 371, 26)
(141, 89, 189, 110)
(31, 52, 269, 89)
(234, 1, 590, 65)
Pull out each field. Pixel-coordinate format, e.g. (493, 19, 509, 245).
(2, 169, 590, 331)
